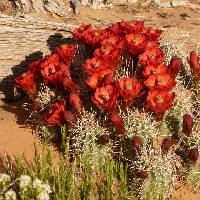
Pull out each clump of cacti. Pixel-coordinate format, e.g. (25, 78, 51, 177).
(14, 20, 200, 198)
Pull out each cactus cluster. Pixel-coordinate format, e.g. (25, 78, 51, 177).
(14, 20, 200, 198)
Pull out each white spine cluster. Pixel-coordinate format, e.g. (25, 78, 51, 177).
(71, 110, 111, 163)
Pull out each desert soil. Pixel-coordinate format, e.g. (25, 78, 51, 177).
(0, 1, 200, 199)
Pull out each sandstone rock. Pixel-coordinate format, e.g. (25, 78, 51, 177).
(0, 0, 71, 16)
(157, 0, 191, 8)
(0, 13, 76, 99)
(0, 0, 16, 15)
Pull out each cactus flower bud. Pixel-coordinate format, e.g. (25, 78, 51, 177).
(64, 111, 76, 127)
(99, 134, 110, 145)
(188, 148, 199, 163)
(63, 77, 78, 93)
(183, 114, 193, 137)
(32, 99, 42, 111)
(132, 135, 143, 150)
(137, 170, 148, 179)
(168, 57, 182, 77)
(69, 93, 83, 118)
(187, 51, 200, 82)
(161, 138, 173, 154)
(111, 113, 126, 136)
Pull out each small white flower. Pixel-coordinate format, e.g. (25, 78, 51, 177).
(37, 191, 50, 200)
(0, 174, 10, 185)
(33, 178, 43, 189)
(5, 190, 16, 200)
(41, 184, 51, 194)
(19, 175, 31, 189)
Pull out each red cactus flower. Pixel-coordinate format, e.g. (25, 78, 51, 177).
(94, 46, 122, 70)
(183, 114, 193, 137)
(145, 41, 160, 50)
(15, 70, 37, 96)
(29, 58, 45, 76)
(144, 74, 176, 91)
(29, 54, 59, 77)
(42, 62, 70, 85)
(117, 77, 143, 106)
(119, 20, 144, 35)
(83, 57, 107, 75)
(101, 35, 124, 49)
(99, 134, 110, 145)
(108, 23, 121, 35)
(40, 53, 60, 69)
(139, 48, 165, 67)
(44, 100, 66, 126)
(63, 77, 78, 93)
(94, 45, 115, 57)
(143, 63, 168, 78)
(103, 49, 122, 70)
(72, 24, 92, 40)
(188, 148, 199, 164)
(86, 69, 114, 89)
(69, 93, 83, 118)
(63, 111, 76, 126)
(93, 85, 119, 111)
(161, 138, 173, 154)
(146, 90, 175, 114)
(132, 135, 143, 150)
(83, 28, 109, 47)
(168, 57, 182, 77)
(40, 54, 70, 85)
(126, 33, 146, 55)
(111, 113, 126, 136)
(143, 27, 163, 41)
(187, 51, 200, 82)
(55, 43, 77, 66)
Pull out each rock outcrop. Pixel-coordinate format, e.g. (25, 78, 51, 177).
(0, 0, 71, 16)
(0, 0, 198, 16)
